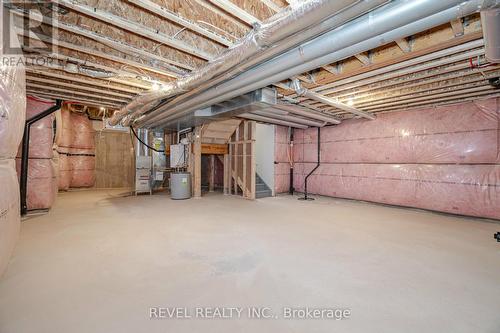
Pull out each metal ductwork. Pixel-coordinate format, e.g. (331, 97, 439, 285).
(481, 6, 500, 63)
(291, 79, 376, 120)
(136, 0, 497, 129)
(110, 0, 384, 126)
(161, 87, 339, 129)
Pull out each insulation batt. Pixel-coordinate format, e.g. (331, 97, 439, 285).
(287, 97, 500, 220)
(15, 158, 56, 211)
(15, 98, 58, 210)
(16, 98, 55, 159)
(274, 126, 291, 194)
(57, 147, 71, 191)
(56, 109, 96, 189)
(0, 161, 21, 277)
(0, 13, 26, 276)
(69, 148, 96, 188)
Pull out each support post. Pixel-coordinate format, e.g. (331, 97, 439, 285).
(249, 121, 256, 200)
(242, 121, 247, 198)
(209, 154, 215, 192)
(223, 154, 230, 195)
(193, 126, 202, 198)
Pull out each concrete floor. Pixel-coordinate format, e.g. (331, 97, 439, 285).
(0, 190, 499, 333)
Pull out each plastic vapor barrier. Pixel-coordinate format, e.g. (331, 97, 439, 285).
(0, 161, 21, 277)
(17, 98, 55, 159)
(0, 17, 26, 276)
(56, 108, 96, 189)
(15, 158, 57, 211)
(289, 97, 500, 220)
(274, 126, 291, 193)
(15, 98, 57, 210)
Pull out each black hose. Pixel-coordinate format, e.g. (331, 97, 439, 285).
(130, 126, 164, 153)
(299, 127, 320, 201)
(20, 99, 62, 215)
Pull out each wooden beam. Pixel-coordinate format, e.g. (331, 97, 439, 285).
(223, 154, 230, 195)
(128, 0, 232, 46)
(249, 121, 256, 200)
(25, 82, 131, 103)
(26, 75, 135, 99)
(11, 6, 193, 72)
(322, 62, 343, 75)
(450, 19, 464, 37)
(354, 52, 371, 65)
(192, 0, 250, 31)
(193, 126, 202, 198)
(233, 125, 239, 195)
(165, 143, 228, 155)
(18, 30, 180, 79)
(25, 68, 144, 94)
(395, 38, 412, 53)
(26, 89, 120, 108)
(209, 155, 215, 192)
(201, 144, 228, 155)
(260, 0, 281, 12)
(207, 0, 260, 26)
(228, 144, 233, 195)
(242, 121, 248, 198)
(25, 51, 157, 89)
(58, 0, 213, 60)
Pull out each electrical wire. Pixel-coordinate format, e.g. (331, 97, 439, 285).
(130, 126, 165, 153)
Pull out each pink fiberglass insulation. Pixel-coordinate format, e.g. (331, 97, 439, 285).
(16, 97, 55, 159)
(69, 148, 96, 188)
(15, 158, 56, 210)
(14, 97, 57, 210)
(52, 149, 59, 200)
(0, 59, 26, 160)
(274, 126, 291, 193)
(70, 112, 95, 149)
(56, 109, 73, 148)
(55, 110, 96, 189)
(289, 97, 500, 220)
(0, 161, 21, 277)
(57, 147, 71, 191)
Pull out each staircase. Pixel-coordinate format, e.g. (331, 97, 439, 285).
(255, 173, 272, 199)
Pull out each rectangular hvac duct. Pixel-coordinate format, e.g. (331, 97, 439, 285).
(157, 87, 339, 130)
(159, 88, 277, 130)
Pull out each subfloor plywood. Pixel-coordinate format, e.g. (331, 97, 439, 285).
(0, 190, 499, 333)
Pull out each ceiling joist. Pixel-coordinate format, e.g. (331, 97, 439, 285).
(58, 0, 213, 60)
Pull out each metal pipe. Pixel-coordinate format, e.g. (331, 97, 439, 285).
(250, 110, 326, 127)
(292, 79, 376, 119)
(298, 127, 320, 201)
(110, 0, 370, 125)
(127, 0, 389, 126)
(273, 104, 341, 124)
(481, 6, 500, 63)
(142, 0, 487, 128)
(239, 113, 308, 128)
(20, 99, 62, 215)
